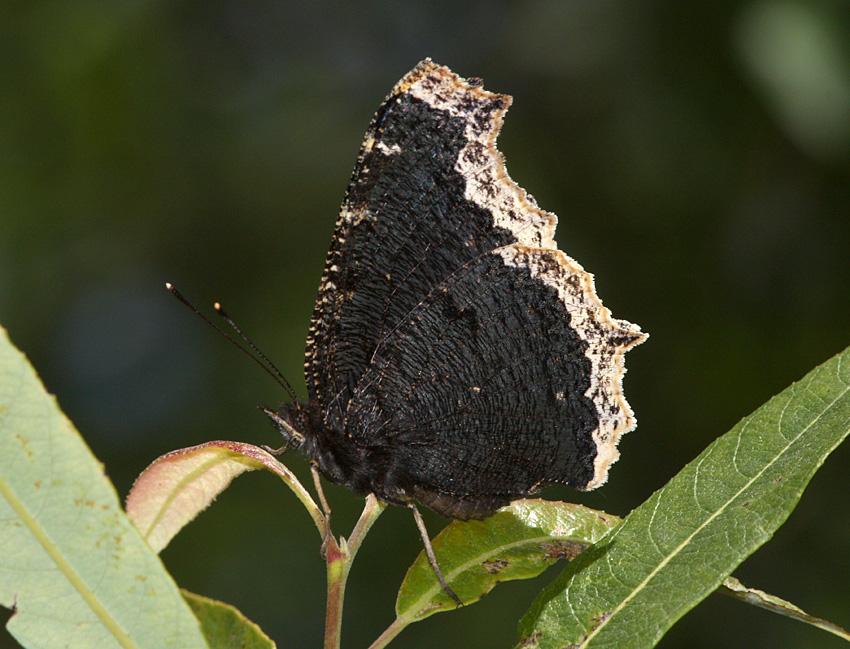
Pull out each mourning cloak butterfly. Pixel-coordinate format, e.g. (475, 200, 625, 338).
(266, 59, 646, 568)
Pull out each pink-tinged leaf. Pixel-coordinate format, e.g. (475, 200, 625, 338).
(126, 441, 322, 552)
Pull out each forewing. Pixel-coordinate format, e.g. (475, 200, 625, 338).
(304, 60, 556, 428)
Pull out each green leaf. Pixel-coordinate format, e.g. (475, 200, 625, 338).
(183, 590, 276, 649)
(398, 500, 618, 621)
(721, 577, 850, 643)
(517, 345, 850, 649)
(0, 326, 209, 649)
(126, 441, 323, 553)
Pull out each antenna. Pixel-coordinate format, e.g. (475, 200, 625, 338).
(165, 283, 299, 403)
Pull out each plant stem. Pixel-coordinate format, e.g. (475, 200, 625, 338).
(366, 615, 408, 649)
(347, 495, 387, 558)
(323, 495, 387, 649)
(324, 535, 347, 649)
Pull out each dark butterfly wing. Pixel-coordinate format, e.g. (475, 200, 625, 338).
(303, 60, 646, 519)
(304, 60, 556, 429)
(344, 245, 645, 518)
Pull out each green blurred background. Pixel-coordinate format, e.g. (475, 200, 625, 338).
(2, 1, 849, 647)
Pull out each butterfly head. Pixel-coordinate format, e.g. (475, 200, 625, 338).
(261, 403, 307, 450)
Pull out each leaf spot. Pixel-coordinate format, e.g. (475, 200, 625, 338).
(590, 611, 613, 629)
(482, 558, 509, 574)
(540, 540, 587, 561)
(516, 631, 542, 647)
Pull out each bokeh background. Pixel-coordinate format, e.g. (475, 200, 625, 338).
(2, 1, 849, 648)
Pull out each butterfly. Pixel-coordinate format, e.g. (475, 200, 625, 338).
(264, 59, 646, 601)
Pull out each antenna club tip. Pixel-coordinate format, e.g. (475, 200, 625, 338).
(214, 302, 222, 311)
(165, 282, 173, 290)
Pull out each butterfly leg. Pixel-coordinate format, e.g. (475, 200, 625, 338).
(409, 503, 463, 607)
(311, 464, 333, 557)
